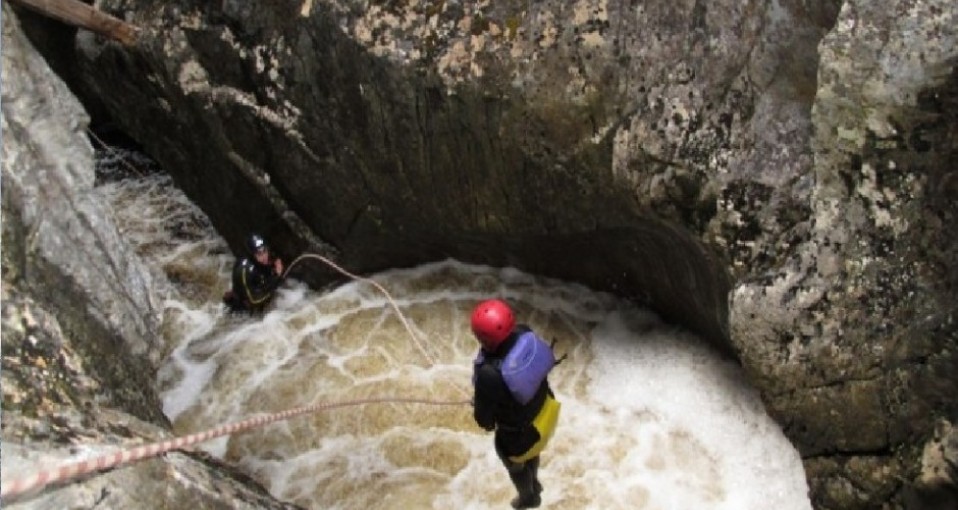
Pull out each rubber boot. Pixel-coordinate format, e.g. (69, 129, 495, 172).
(508, 461, 541, 509)
(529, 456, 543, 495)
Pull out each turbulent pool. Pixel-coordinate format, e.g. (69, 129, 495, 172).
(97, 169, 811, 510)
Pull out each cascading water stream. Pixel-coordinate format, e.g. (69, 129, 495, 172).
(95, 161, 812, 510)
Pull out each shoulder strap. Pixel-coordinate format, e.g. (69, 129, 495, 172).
(550, 337, 568, 366)
(241, 259, 272, 304)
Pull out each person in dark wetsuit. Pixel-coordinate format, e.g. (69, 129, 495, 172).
(472, 299, 555, 509)
(223, 233, 284, 314)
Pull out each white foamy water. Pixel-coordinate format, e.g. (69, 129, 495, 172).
(97, 172, 812, 510)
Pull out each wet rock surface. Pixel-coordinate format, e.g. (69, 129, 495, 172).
(2, 7, 299, 508)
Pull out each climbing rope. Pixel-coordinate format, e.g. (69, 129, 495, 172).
(283, 252, 439, 367)
(1, 396, 470, 500)
(283, 252, 472, 400)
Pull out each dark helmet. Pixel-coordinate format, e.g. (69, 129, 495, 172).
(471, 299, 515, 351)
(246, 233, 268, 254)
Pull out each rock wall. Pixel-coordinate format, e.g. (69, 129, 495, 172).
(10, 0, 956, 507)
(1, 7, 299, 508)
(731, 2, 958, 507)
(2, 2, 162, 421)
(64, 0, 740, 348)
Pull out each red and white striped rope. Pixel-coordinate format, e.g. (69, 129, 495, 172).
(4, 252, 475, 499)
(2, 396, 470, 500)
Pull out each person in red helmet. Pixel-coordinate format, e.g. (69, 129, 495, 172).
(471, 299, 561, 509)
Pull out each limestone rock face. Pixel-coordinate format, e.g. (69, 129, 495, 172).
(2, 2, 161, 421)
(9, 0, 956, 507)
(1, 287, 299, 510)
(730, 2, 957, 507)
(1, 7, 299, 508)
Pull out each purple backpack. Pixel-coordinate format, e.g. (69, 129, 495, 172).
(474, 331, 556, 405)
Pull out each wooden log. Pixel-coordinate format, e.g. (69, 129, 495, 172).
(9, 0, 139, 46)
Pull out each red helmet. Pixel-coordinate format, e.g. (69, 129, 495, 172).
(471, 299, 515, 350)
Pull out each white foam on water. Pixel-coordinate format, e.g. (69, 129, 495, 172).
(150, 260, 810, 510)
(99, 173, 812, 510)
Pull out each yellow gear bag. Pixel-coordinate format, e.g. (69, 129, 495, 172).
(508, 394, 561, 463)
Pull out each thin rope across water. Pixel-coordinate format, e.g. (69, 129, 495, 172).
(284, 253, 438, 366)
(2, 396, 471, 500)
(283, 253, 472, 399)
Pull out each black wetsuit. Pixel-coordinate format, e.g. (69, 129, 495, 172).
(224, 257, 283, 313)
(473, 325, 551, 507)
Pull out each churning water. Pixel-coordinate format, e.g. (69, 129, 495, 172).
(97, 167, 812, 510)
